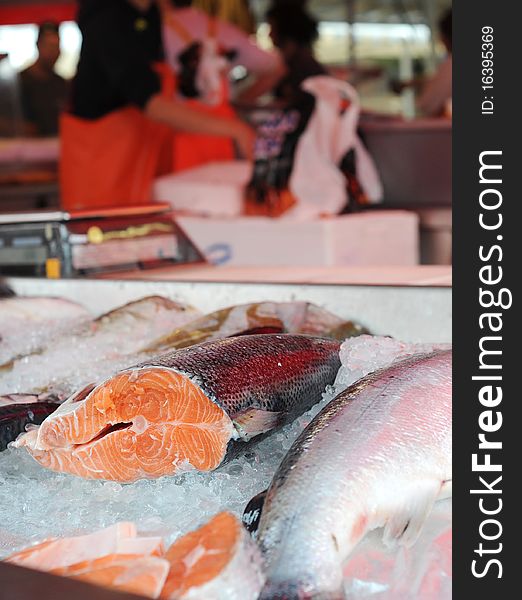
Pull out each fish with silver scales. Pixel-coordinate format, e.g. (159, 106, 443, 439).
(251, 350, 451, 600)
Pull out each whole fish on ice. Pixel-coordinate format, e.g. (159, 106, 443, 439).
(143, 301, 366, 353)
(14, 334, 341, 483)
(0, 296, 90, 367)
(0, 296, 200, 395)
(256, 350, 451, 599)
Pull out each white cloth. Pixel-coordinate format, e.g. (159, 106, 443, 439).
(163, 7, 281, 76)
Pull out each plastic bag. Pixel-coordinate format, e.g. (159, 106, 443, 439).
(288, 76, 383, 218)
(245, 76, 383, 219)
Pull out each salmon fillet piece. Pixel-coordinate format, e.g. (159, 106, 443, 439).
(5, 515, 263, 600)
(161, 512, 264, 600)
(6, 522, 138, 571)
(6, 523, 168, 598)
(52, 554, 170, 599)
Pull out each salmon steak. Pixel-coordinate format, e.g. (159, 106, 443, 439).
(14, 334, 341, 482)
(161, 512, 264, 600)
(52, 555, 170, 598)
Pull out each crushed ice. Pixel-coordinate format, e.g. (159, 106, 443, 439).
(0, 334, 451, 599)
(0, 302, 198, 396)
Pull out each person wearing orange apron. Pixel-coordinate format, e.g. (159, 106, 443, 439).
(163, 8, 235, 172)
(60, 0, 254, 211)
(160, 0, 284, 172)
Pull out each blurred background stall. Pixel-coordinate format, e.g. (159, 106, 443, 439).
(0, 0, 452, 278)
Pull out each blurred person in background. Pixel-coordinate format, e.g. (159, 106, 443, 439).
(61, 0, 254, 211)
(192, 0, 256, 34)
(417, 8, 452, 117)
(19, 21, 69, 136)
(159, 0, 283, 170)
(264, 1, 326, 105)
(0, 52, 17, 136)
(391, 8, 452, 118)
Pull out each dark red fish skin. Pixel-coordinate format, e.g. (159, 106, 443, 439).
(136, 334, 341, 422)
(233, 326, 285, 336)
(0, 402, 59, 451)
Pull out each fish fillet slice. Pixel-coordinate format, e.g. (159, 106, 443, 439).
(52, 554, 170, 599)
(118, 536, 165, 556)
(14, 368, 235, 483)
(6, 522, 137, 571)
(161, 512, 265, 600)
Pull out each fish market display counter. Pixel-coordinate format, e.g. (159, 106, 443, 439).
(94, 264, 452, 287)
(1, 277, 452, 599)
(7, 276, 451, 342)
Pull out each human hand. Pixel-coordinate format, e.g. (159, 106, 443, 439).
(231, 120, 256, 161)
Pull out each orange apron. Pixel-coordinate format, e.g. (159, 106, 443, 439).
(60, 64, 174, 211)
(165, 12, 235, 172)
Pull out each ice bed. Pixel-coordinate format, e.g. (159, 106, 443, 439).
(1, 277, 452, 599)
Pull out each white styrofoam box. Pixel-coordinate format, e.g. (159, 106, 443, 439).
(177, 211, 419, 267)
(152, 160, 251, 218)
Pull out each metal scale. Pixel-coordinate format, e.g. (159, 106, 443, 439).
(0, 204, 205, 278)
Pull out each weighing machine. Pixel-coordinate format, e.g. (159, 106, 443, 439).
(0, 204, 205, 278)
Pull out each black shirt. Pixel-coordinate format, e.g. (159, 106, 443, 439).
(71, 0, 164, 119)
(275, 49, 326, 105)
(19, 67, 68, 136)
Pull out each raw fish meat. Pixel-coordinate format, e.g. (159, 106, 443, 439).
(161, 512, 264, 600)
(14, 334, 341, 482)
(53, 555, 170, 598)
(5, 514, 263, 600)
(6, 522, 168, 599)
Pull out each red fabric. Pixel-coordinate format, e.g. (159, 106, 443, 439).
(60, 63, 174, 211)
(60, 108, 172, 210)
(172, 103, 235, 172)
(0, 3, 76, 26)
(172, 81, 235, 172)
